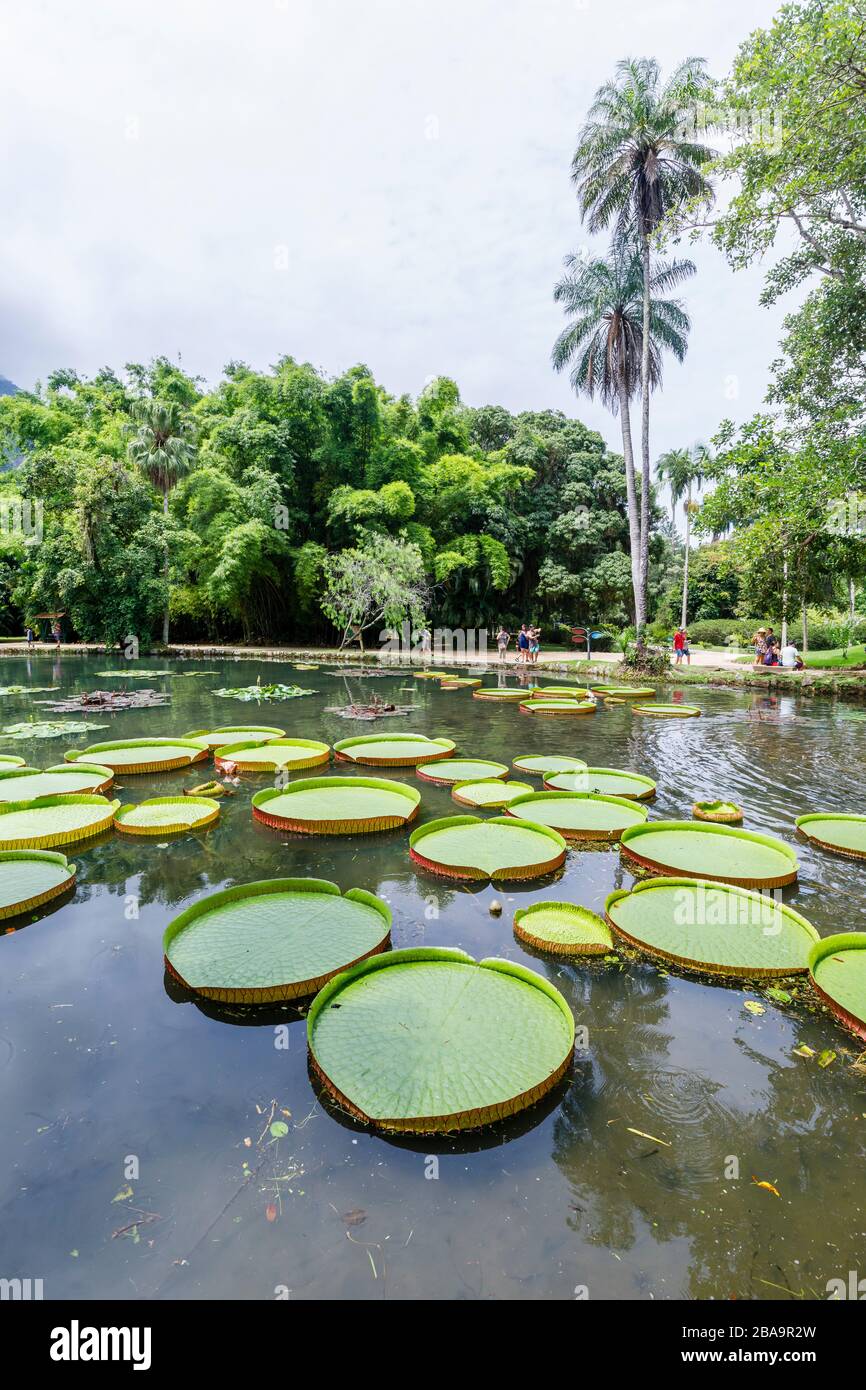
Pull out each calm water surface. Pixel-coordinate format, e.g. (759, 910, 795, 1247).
(1, 652, 864, 1301)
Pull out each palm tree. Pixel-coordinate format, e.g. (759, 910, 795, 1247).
(571, 57, 715, 629)
(552, 245, 695, 625)
(126, 399, 197, 644)
(656, 442, 710, 628)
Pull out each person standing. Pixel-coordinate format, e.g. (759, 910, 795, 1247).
(516, 624, 529, 666)
(25, 625, 34, 646)
(673, 627, 686, 664)
(496, 626, 510, 664)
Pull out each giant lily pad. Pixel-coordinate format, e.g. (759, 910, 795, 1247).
(808, 934, 866, 1040)
(693, 800, 743, 824)
(0, 764, 115, 800)
(606, 877, 819, 978)
(512, 754, 587, 778)
(452, 779, 533, 809)
(439, 677, 482, 689)
(513, 901, 613, 956)
(0, 755, 26, 767)
(0, 685, 59, 696)
(185, 725, 286, 748)
(414, 671, 449, 679)
(164, 878, 391, 1003)
(211, 683, 315, 701)
(591, 685, 655, 699)
(545, 767, 656, 800)
(507, 790, 648, 841)
(94, 669, 173, 678)
(115, 796, 220, 836)
(0, 794, 119, 850)
(2, 721, 110, 740)
(253, 777, 420, 835)
(472, 688, 528, 701)
(795, 814, 866, 861)
(334, 733, 455, 767)
(213, 739, 331, 773)
(65, 739, 208, 773)
(632, 702, 701, 718)
(0, 849, 76, 919)
(409, 815, 566, 881)
(519, 699, 596, 717)
(619, 820, 798, 888)
(530, 686, 592, 699)
(307, 947, 574, 1132)
(417, 757, 508, 786)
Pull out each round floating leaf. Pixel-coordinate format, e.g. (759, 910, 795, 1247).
(808, 934, 866, 1040)
(0, 763, 115, 800)
(452, 778, 533, 809)
(606, 877, 818, 978)
(519, 699, 596, 717)
(66, 739, 208, 773)
(512, 754, 587, 777)
(545, 767, 656, 800)
(115, 796, 220, 836)
(620, 820, 798, 888)
(213, 739, 331, 773)
(0, 755, 26, 768)
(693, 800, 743, 824)
(409, 814, 566, 881)
(307, 947, 575, 1132)
(796, 814, 866, 861)
(513, 901, 613, 956)
(414, 671, 449, 679)
(591, 685, 656, 699)
(632, 703, 701, 718)
(185, 726, 286, 748)
(94, 669, 172, 678)
(252, 776, 420, 835)
(439, 677, 481, 689)
(507, 790, 648, 840)
(0, 794, 119, 850)
(334, 733, 455, 767)
(530, 686, 592, 698)
(417, 757, 508, 786)
(0, 849, 76, 920)
(164, 878, 392, 1002)
(472, 688, 528, 701)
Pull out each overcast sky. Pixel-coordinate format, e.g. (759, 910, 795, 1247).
(0, 0, 793, 461)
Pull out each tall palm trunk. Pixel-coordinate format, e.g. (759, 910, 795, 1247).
(637, 232, 652, 632)
(617, 380, 642, 627)
(681, 484, 691, 629)
(162, 488, 170, 646)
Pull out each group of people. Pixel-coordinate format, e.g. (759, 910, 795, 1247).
(752, 626, 804, 670)
(496, 623, 541, 665)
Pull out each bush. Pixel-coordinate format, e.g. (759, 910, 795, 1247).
(618, 642, 670, 678)
(685, 618, 755, 646)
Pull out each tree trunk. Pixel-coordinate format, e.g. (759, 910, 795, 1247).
(162, 488, 170, 646)
(781, 556, 788, 647)
(637, 231, 652, 633)
(801, 593, 808, 656)
(681, 486, 691, 630)
(849, 575, 856, 622)
(617, 380, 642, 628)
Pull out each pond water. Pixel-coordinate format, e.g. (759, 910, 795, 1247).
(1, 652, 865, 1302)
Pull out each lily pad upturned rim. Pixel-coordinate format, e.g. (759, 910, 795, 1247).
(591, 685, 656, 699)
(519, 698, 597, 716)
(693, 800, 744, 824)
(184, 725, 287, 748)
(307, 946, 575, 1132)
(506, 789, 649, 840)
(619, 819, 798, 888)
(163, 877, 392, 1003)
(0, 794, 120, 849)
(333, 733, 456, 766)
(451, 778, 534, 808)
(114, 796, 221, 836)
(0, 762, 116, 797)
(416, 757, 509, 785)
(438, 677, 482, 688)
(606, 876, 819, 978)
(512, 753, 588, 777)
(252, 776, 421, 835)
(543, 766, 657, 800)
(0, 754, 27, 767)
(65, 739, 209, 773)
(632, 702, 702, 718)
(513, 900, 613, 957)
(808, 933, 866, 1040)
(529, 686, 592, 698)
(471, 687, 528, 701)
(795, 813, 866, 861)
(409, 814, 567, 881)
(0, 848, 76, 919)
(213, 738, 331, 772)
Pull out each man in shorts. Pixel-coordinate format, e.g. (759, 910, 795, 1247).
(673, 627, 690, 664)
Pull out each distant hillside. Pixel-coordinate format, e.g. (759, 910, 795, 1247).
(0, 376, 18, 396)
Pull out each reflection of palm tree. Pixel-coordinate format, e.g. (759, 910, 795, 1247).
(656, 444, 710, 627)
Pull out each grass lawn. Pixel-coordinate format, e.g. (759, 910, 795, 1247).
(803, 645, 866, 669)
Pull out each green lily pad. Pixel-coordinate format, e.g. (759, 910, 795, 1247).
(452, 779, 533, 809)
(607, 877, 818, 978)
(94, 669, 173, 678)
(796, 814, 866, 861)
(115, 796, 220, 835)
(808, 934, 866, 1040)
(632, 703, 701, 718)
(471, 688, 528, 701)
(0, 764, 114, 800)
(512, 754, 588, 777)
(591, 685, 656, 699)
(417, 757, 509, 785)
(545, 767, 657, 800)
(334, 733, 455, 766)
(65, 739, 208, 773)
(508, 790, 648, 840)
(0, 794, 120, 850)
(0, 686, 60, 696)
(185, 725, 286, 748)
(529, 686, 592, 698)
(409, 814, 566, 882)
(438, 677, 482, 688)
(519, 699, 596, 716)
(0, 849, 76, 920)
(307, 948, 575, 1132)
(253, 776, 420, 835)
(0, 755, 26, 767)
(2, 721, 110, 740)
(513, 901, 613, 956)
(164, 878, 391, 1003)
(619, 821, 798, 887)
(211, 684, 315, 701)
(693, 800, 743, 824)
(213, 739, 331, 772)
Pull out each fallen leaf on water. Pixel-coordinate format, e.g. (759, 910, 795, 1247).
(111, 1185, 134, 1204)
(818, 1049, 837, 1069)
(744, 1000, 765, 1016)
(265, 1204, 278, 1223)
(342, 1208, 367, 1226)
(765, 987, 792, 1005)
(270, 1120, 289, 1139)
(751, 1176, 781, 1198)
(793, 1044, 815, 1058)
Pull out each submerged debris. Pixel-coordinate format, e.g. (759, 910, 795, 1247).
(40, 688, 171, 713)
(325, 694, 418, 721)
